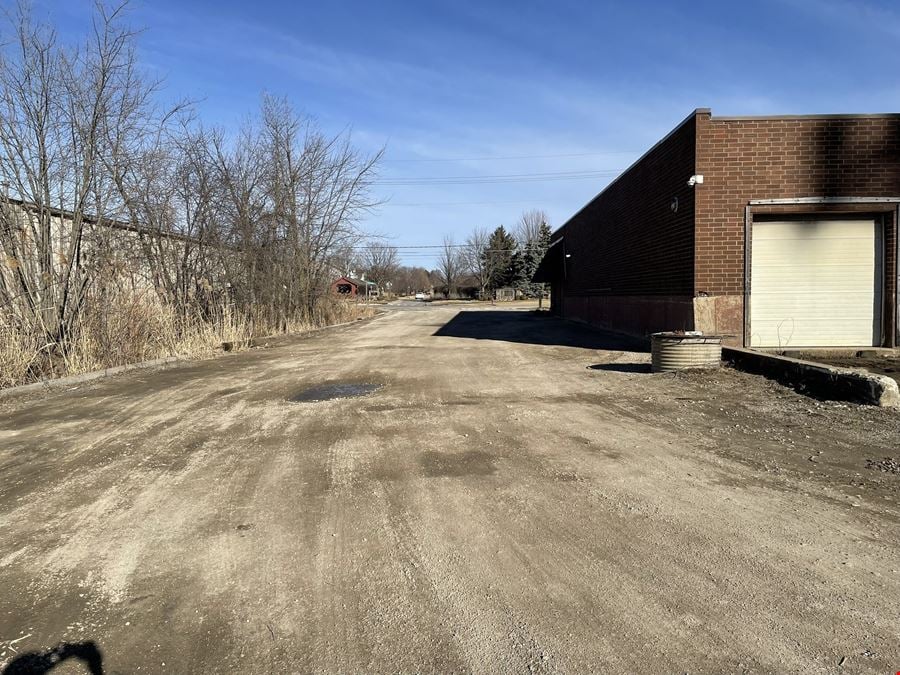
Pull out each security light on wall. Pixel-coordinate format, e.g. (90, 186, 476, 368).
(687, 174, 704, 187)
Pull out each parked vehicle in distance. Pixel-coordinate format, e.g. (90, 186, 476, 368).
(414, 292, 426, 301)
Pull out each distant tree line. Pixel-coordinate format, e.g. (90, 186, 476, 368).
(347, 209, 552, 300)
(443, 209, 553, 299)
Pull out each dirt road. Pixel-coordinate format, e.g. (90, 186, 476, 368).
(1, 304, 899, 673)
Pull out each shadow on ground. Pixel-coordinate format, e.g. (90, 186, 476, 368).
(587, 363, 651, 373)
(433, 311, 649, 352)
(2, 641, 104, 674)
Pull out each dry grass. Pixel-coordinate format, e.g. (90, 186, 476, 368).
(0, 293, 373, 389)
(0, 318, 46, 388)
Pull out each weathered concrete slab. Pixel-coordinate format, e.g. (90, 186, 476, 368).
(724, 346, 900, 408)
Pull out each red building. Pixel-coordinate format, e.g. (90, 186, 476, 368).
(331, 276, 377, 298)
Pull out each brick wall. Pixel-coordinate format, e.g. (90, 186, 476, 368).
(561, 112, 697, 297)
(550, 110, 900, 343)
(694, 113, 900, 296)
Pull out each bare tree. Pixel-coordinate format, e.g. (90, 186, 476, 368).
(205, 95, 382, 328)
(515, 209, 550, 246)
(392, 265, 430, 295)
(110, 119, 224, 319)
(437, 235, 463, 299)
(463, 226, 491, 299)
(0, 1, 179, 351)
(361, 242, 399, 293)
(0, 3, 384, 384)
(328, 244, 362, 279)
(410, 267, 431, 294)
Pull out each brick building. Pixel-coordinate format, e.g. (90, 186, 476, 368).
(536, 109, 900, 348)
(331, 276, 377, 298)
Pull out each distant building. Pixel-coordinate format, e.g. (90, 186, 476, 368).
(331, 276, 377, 298)
(0, 195, 208, 293)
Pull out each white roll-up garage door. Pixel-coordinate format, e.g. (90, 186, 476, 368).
(749, 219, 881, 348)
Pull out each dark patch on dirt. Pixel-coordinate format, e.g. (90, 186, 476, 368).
(128, 594, 154, 605)
(0, 399, 108, 428)
(236, 523, 253, 531)
(552, 471, 581, 482)
(353, 345, 428, 350)
(866, 457, 900, 475)
(361, 403, 414, 413)
(371, 462, 405, 482)
(288, 382, 382, 402)
(420, 450, 496, 477)
(435, 398, 483, 407)
(566, 435, 624, 460)
(137, 434, 208, 474)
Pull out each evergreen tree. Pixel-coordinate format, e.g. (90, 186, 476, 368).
(484, 226, 517, 291)
(530, 220, 553, 298)
(536, 220, 552, 252)
(510, 247, 530, 294)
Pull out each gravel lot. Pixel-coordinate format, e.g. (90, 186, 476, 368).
(1, 303, 898, 673)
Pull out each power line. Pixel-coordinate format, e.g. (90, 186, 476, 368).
(386, 199, 551, 207)
(375, 173, 618, 186)
(382, 151, 638, 163)
(269, 243, 539, 259)
(350, 244, 545, 250)
(374, 169, 621, 186)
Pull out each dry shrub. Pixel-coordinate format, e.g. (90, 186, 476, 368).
(248, 296, 374, 337)
(0, 316, 45, 388)
(306, 296, 375, 328)
(0, 291, 373, 388)
(65, 291, 253, 375)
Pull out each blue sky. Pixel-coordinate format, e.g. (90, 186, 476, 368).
(30, 0, 900, 267)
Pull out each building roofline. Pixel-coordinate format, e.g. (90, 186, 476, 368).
(1, 195, 200, 244)
(709, 112, 900, 121)
(550, 108, 706, 239)
(549, 107, 900, 241)
(333, 276, 375, 286)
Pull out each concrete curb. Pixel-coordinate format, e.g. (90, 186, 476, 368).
(0, 313, 381, 400)
(723, 346, 900, 408)
(0, 356, 184, 400)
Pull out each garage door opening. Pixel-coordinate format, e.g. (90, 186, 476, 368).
(749, 218, 883, 348)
